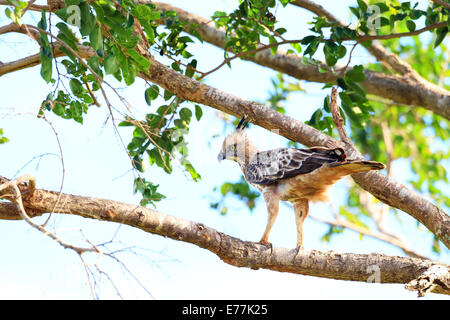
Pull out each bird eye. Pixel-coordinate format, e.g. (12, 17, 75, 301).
(229, 145, 236, 151)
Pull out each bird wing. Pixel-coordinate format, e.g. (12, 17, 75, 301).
(244, 147, 346, 185)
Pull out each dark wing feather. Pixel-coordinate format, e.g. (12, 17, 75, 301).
(244, 147, 345, 185)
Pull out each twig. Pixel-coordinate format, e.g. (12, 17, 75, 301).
(329, 86, 352, 146)
(353, 21, 447, 42)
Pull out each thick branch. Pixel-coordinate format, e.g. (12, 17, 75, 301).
(151, 2, 450, 120)
(0, 176, 448, 296)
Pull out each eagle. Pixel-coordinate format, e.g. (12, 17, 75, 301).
(217, 117, 385, 251)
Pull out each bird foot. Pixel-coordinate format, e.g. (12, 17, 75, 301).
(258, 240, 273, 253)
(293, 244, 303, 259)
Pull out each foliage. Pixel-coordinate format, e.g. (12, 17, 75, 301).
(204, 0, 449, 252)
(1, 0, 448, 250)
(210, 177, 260, 215)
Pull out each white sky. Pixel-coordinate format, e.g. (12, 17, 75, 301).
(0, 0, 448, 300)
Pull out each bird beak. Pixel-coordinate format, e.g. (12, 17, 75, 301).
(217, 152, 225, 162)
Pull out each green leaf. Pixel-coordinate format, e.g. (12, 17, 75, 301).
(104, 54, 120, 74)
(434, 27, 448, 48)
(179, 107, 192, 123)
(37, 10, 47, 30)
(374, 2, 389, 13)
(123, 60, 137, 86)
(69, 78, 84, 96)
(357, 0, 368, 13)
(127, 48, 151, 70)
(409, 9, 424, 20)
(304, 36, 322, 56)
(337, 45, 347, 59)
(275, 27, 287, 35)
(349, 6, 360, 19)
(194, 105, 203, 121)
(337, 78, 347, 90)
(185, 59, 197, 78)
(301, 35, 317, 45)
(144, 85, 159, 105)
(164, 10, 177, 18)
(339, 92, 353, 108)
(269, 36, 278, 55)
(406, 20, 416, 32)
(55, 7, 70, 22)
(0, 128, 9, 144)
(379, 17, 390, 27)
(56, 22, 79, 51)
(324, 41, 338, 66)
(345, 65, 365, 82)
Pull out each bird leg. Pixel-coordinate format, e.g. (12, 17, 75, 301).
(293, 199, 309, 252)
(259, 188, 279, 252)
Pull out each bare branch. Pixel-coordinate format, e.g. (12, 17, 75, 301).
(355, 21, 447, 42)
(289, 0, 422, 77)
(1, 0, 448, 249)
(152, 2, 450, 120)
(406, 265, 450, 297)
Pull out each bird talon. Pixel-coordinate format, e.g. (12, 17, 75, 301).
(294, 244, 303, 256)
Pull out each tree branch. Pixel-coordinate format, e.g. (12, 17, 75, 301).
(0, 175, 448, 296)
(0, 52, 62, 76)
(355, 21, 447, 42)
(1, 2, 449, 248)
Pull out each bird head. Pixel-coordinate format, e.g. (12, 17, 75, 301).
(217, 117, 257, 165)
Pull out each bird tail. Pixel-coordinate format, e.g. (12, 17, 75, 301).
(329, 160, 385, 173)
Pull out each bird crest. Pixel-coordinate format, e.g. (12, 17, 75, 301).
(217, 116, 257, 165)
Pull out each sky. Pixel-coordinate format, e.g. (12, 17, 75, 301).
(0, 0, 448, 300)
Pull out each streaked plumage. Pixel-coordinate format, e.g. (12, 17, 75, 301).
(218, 124, 385, 251)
